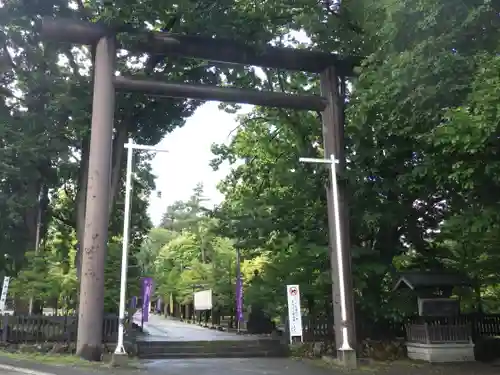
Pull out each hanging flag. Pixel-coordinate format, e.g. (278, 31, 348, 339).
(236, 276, 244, 322)
(169, 293, 174, 315)
(141, 277, 153, 323)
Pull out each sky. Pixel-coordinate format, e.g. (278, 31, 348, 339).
(145, 30, 311, 226)
(146, 102, 252, 226)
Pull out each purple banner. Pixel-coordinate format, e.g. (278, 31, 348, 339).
(142, 277, 153, 323)
(156, 297, 162, 312)
(236, 277, 244, 321)
(130, 296, 137, 309)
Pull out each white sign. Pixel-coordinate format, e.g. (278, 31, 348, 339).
(286, 284, 303, 343)
(194, 289, 213, 310)
(0, 277, 11, 312)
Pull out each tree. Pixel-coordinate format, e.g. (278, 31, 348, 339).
(207, 0, 500, 329)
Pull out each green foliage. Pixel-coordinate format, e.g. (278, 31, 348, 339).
(142, 186, 239, 311)
(11, 230, 141, 313)
(104, 239, 141, 313)
(207, 0, 500, 323)
(134, 0, 500, 326)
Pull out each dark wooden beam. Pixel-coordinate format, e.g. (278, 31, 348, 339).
(39, 18, 111, 45)
(40, 17, 360, 75)
(129, 34, 358, 75)
(114, 76, 327, 111)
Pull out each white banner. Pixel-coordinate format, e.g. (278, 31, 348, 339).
(286, 284, 303, 342)
(0, 277, 11, 312)
(194, 289, 213, 310)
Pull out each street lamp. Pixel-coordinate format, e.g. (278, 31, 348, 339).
(114, 138, 168, 356)
(299, 154, 353, 353)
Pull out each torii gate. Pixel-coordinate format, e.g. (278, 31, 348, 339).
(40, 17, 359, 366)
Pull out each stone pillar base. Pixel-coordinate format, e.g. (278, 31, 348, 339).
(337, 349, 357, 369)
(407, 342, 475, 362)
(111, 353, 129, 367)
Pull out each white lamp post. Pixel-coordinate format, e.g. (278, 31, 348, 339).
(299, 154, 353, 352)
(114, 138, 168, 355)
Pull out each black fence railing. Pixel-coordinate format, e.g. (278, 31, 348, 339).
(0, 314, 120, 343)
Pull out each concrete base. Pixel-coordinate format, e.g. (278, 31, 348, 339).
(321, 351, 358, 369)
(337, 349, 357, 369)
(111, 352, 130, 367)
(407, 342, 475, 363)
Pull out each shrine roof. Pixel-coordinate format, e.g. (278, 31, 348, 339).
(392, 271, 472, 291)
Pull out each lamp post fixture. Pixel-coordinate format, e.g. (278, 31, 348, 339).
(299, 154, 354, 354)
(114, 138, 168, 356)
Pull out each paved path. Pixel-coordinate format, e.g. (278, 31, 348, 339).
(140, 314, 257, 341)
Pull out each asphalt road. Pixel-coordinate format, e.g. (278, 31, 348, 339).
(0, 363, 57, 375)
(143, 358, 333, 375)
(0, 357, 336, 375)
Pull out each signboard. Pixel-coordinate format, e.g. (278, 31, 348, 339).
(0, 277, 10, 312)
(286, 284, 303, 343)
(141, 277, 153, 323)
(194, 289, 213, 311)
(418, 298, 460, 316)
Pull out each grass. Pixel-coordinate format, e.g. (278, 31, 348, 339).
(0, 350, 142, 370)
(304, 357, 430, 374)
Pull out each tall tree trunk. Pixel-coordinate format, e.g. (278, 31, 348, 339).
(29, 185, 45, 315)
(24, 180, 42, 314)
(24, 181, 41, 252)
(474, 279, 483, 313)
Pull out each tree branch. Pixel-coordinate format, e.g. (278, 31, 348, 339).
(321, 0, 363, 34)
(1, 37, 17, 70)
(0, 86, 23, 102)
(62, 47, 81, 77)
(75, 0, 92, 20)
(52, 212, 75, 229)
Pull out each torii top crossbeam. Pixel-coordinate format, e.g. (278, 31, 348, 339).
(40, 18, 360, 76)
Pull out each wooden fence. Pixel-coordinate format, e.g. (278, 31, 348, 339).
(300, 314, 500, 344)
(0, 314, 119, 343)
(408, 314, 500, 340)
(302, 318, 334, 342)
(300, 316, 407, 342)
(406, 323, 471, 344)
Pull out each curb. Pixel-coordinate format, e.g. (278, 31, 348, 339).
(0, 363, 54, 375)
(0, 357, 105, 375)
